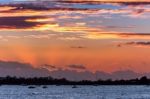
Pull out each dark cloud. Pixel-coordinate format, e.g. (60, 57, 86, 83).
(112, 70, 140, 80)
(119, 2, 150, 6)
(49, 69, 145, 81)
(70, 46, 86, 49)
(0, 3, 94, 11)
(117, 41, 150, 47)
(103, 25, 135, 29)
(14, 3, 50, 11)
(0, 60, 148, 80)
(0, 5, 48, 12)
(1, 0, 150, 13)
(117, 33, 150, 36)
(43, 64, 57, 69)
(0, 16, 46, 29)
(0, 60, 50, 77)
(133, 9, 145, 15)
(68, 64, 86, 70)
(56, 0, 150, 5)
(126, 41, 150, 46)
(50, 69, 96, 81)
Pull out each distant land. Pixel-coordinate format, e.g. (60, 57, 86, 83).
(0, 76, 149, 85)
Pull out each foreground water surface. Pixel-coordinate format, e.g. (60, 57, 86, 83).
(0, 85, 149, 99)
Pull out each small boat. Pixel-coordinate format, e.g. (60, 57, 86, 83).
(42, 86, 48, 89)
(93, 84, 99, 86)
(28, 86, 36, 89)
(56, 84, 61, 86)
(72, 85, 78, 88)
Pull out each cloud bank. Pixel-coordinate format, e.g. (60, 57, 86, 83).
(0, 60, 149, 81)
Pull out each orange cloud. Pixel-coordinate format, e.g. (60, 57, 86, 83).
(0, 6, 16, 11)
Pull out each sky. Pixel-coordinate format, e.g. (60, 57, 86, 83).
(0, 0, 150, 79)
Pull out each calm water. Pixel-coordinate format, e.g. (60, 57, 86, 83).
(0, 85, 149, 99)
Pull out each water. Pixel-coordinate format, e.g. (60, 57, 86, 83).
(0, 85, 149, 99)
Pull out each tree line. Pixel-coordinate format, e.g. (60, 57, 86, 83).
(0, 76, 149, 85)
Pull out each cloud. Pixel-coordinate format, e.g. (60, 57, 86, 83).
(0, 1, 149, 31)
(53, 0, 150, 9)
(0, 1, 150, 40)
(0, 60, 149, 80)
(42, 64, 59, 71)
(0, 6, 16, 11)
(84, 33, 150, 40)
(70, 46, 86, 49)
(117, 41, 150, 48)
(0, 13, 150, 40)
(103, 25, 135, 29)
(0, 16, 46, 29)
(57, 0, 150, 4)
(127, 41, 150, 45)
(0, 15, 59, 31)
(43, 64, 57, 69)
(49, 69, 145, 81)
(68, 64, 86, 70)
(0, 60, 50, 77)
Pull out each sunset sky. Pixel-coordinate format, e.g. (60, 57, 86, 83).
(0, 0, 150, 78)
